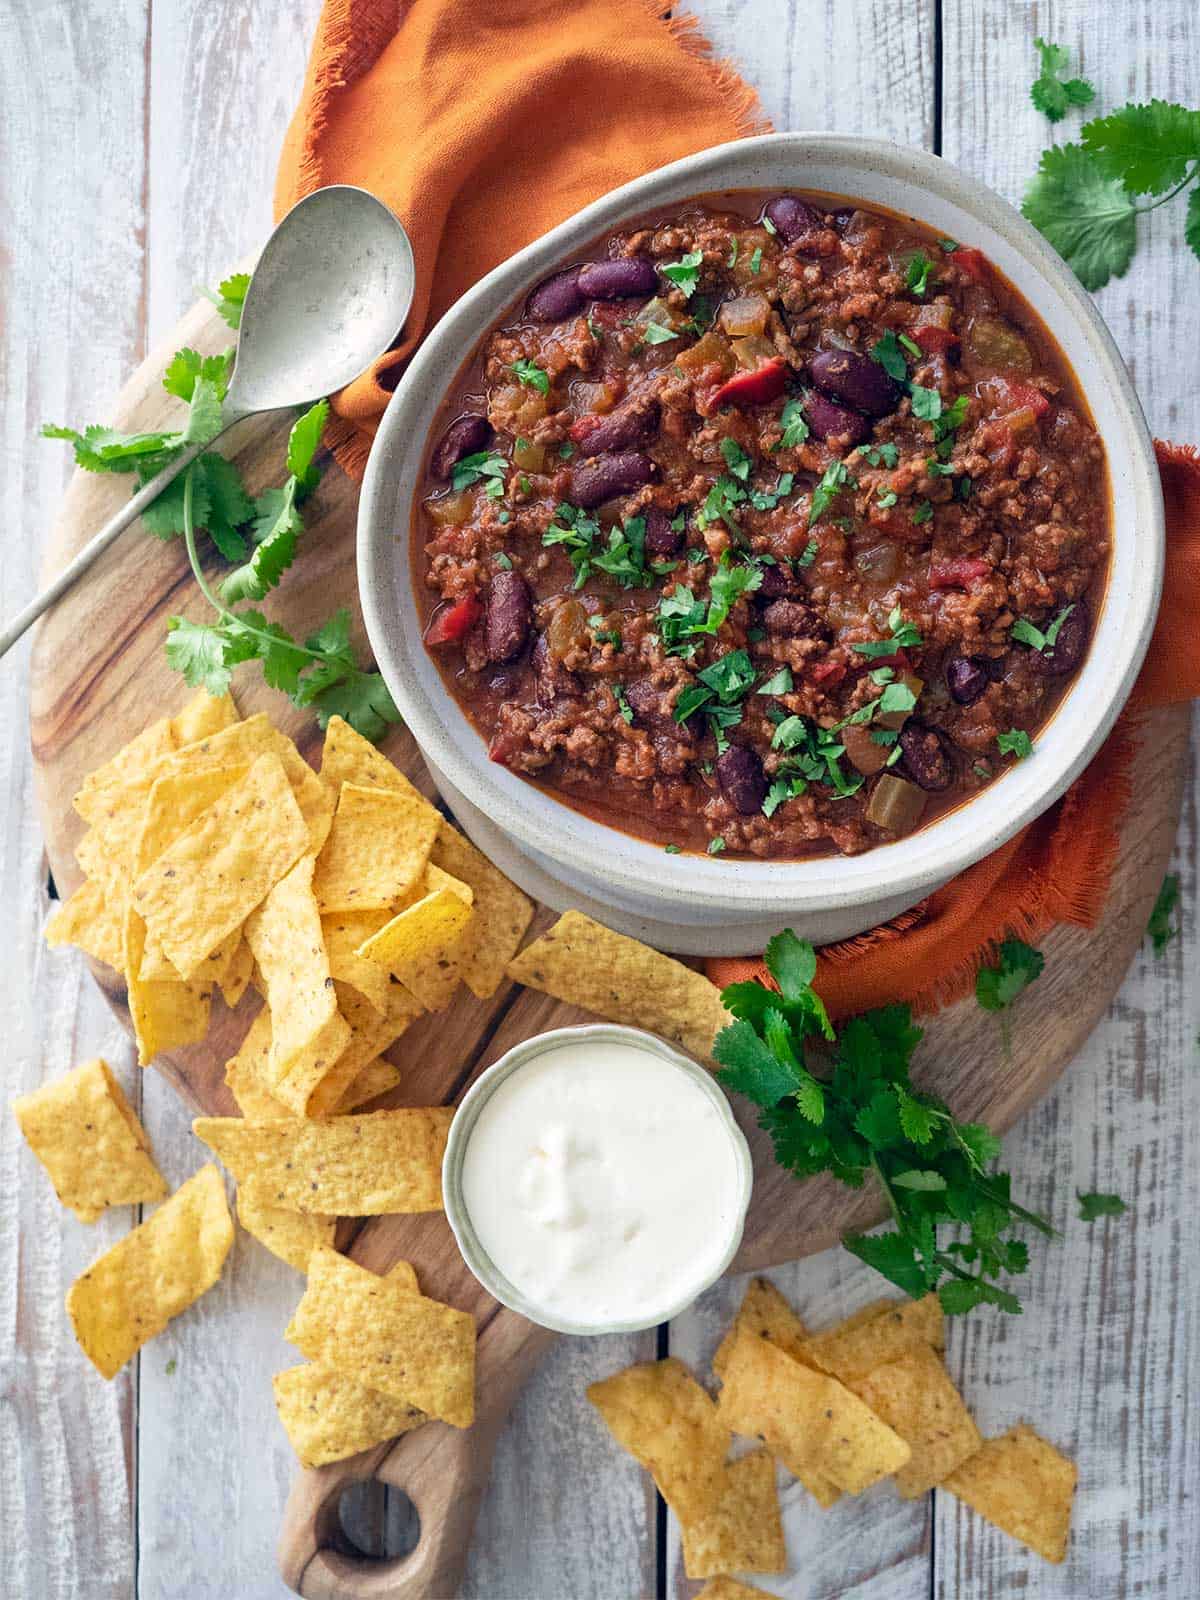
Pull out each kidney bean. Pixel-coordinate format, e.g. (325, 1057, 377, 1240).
(643, 506, 683, 559)
(803, 389, 872, 446)
(898, 720, 954, 792)
(527, 266, 585, 321)
(484, 570, 532, 664)
(577, 256, 659, 301)
(569, 451, 656, 508)
(945, 656, 989, 706)
(1037, 596, 1090, 676)
(756, 560, 804, 599)
(762, 598, 816, 637)
(571, 393, 660, 456)
(430, 413, 492, 480)
(716, 745, 768, 815)
(764, 195, 823, 245)
(621, 676, 696, 740)
(810, 348, 902, 417)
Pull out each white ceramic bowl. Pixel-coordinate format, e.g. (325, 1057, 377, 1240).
(359, 134, 1163, 954)
(442, 1025, 754, 1335)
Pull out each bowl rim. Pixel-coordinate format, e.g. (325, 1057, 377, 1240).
(442, 1023, 754, 1335)
(360, 131, 1164, 917)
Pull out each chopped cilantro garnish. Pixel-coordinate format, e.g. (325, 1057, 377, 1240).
(642, 322, 679, 345)
(997, 728, 1033, 760)
(543, 503, 654, 591)
(720, 437, 753, 480)
(852, 604, 923, 658)
(763, 775, 806, 817)
(938, 237, 959, 253)
(451, 451, 508, 493)
(612, 684, 634, 724)
(905, 252, 935, 296)
(665, 842, 682, 854)
(761, 214, 778, 236)
(1011, 604, 1074, 654)
(809, 460, 856, 526)
(898, 331, 923, 358)
(493, 551, 513, 569)
(757, 665, 794, 696)
(708, 835, 727, 855)
(558, 441, 575, 459)
(508, 359, 549, 394)
(857, 441, 900, 469)
(727, 238, 739, 269)
(777, 397, 810, 451)
(871, 330, 909, 382)
(796, 536, 819, 568)
(749, 247, 763, 275)
(911, 499, 933, 525)
(876, 489, 898, 509)
(909, 384, 943, 422)
(662, 249, 703, 299)
(750, 473, 795, 511)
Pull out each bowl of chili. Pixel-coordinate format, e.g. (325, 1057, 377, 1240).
(358, 133, 1162, 953)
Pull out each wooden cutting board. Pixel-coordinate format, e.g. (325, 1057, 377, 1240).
(28, 292, 1188, 1600)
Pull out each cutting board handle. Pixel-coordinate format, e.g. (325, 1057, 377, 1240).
(278, 1309, 555, 1599)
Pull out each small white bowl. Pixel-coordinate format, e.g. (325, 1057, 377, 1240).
(442, 1025, 753, 1335)
(360, 134, 1163, 953)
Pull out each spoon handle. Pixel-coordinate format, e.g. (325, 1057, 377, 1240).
(0, 416, 242, 661)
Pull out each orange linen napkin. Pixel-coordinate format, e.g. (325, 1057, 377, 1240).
(276, 0, 1199, 1016)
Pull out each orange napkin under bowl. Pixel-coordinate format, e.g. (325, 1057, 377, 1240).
(276, 0, 1198, 1017)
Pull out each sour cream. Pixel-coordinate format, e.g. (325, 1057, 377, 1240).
(454, 1030, 750, 1330)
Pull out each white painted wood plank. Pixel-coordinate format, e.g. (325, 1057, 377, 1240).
(131, 5, 330, 1599)
(938, 2, 1200, 1592)
(667, 2, 938, 1592)
(0, 1, 149, 1597)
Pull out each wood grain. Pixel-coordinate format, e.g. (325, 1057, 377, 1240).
(6, 0, 1200, 1597)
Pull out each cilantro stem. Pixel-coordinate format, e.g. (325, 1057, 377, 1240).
(1132, 162, 1200, 214)
(181, 466, 329, 666)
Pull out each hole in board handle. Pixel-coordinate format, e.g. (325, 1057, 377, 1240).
(336, 1481, 421, 1562)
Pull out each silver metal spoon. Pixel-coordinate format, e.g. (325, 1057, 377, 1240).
(1, 184, 414, 659)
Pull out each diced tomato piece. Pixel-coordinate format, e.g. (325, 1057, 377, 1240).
(425, 595, 483, 646)
(810, 659, 847, 687)
(569, 414, 604, 446)
(930, 557, 991, 590)
(952, 246, 990, 285)
(912, 325, 960, 356)
(993, 377, 1051, 420)
(856, 647, 910, 672)
(710, 358, 789, 410)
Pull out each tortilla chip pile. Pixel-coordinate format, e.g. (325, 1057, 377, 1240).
(46, 694, 535, 1112)
(589, 1278, 1077, 1576)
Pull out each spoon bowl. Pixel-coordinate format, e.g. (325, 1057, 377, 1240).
(230, 185, 416, 414)
(1, 184, 415, 660)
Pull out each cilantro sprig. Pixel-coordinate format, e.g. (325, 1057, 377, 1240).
(167, 463, 399, 742)
(1023, 76, 1200, 289)
(45, 276, 397, 741)
(714, 931, 1055, 1314)
(1030, 38, 1095, 124)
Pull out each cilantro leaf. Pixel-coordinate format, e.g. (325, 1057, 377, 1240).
(976, 938, 1045, 1012)
(764, 928, 817, 1003)
(509, 359, 550, 395)
(1030, 37, 1095, 124)
(870, 330, 908, 382)
(202, 272, 250, 330)
(845, 1230, 932, 1299)
(1146, 873, 1180, 954)
(778, 397, 809, 450)
(1021, 142, 1137, 291)
(286, 399, 328, 488)
(661, 249, 703, 299)
(164, 615, 236, 696)
(1186, 186, 1200, 263)
(1081, 99, 1200, 195)
(997, 728, 1033, 760)
(1077, 1190, 1127, 1221)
